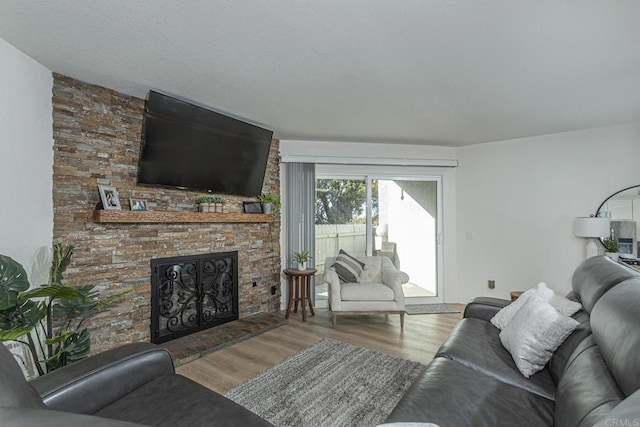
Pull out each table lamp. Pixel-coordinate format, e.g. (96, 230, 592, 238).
(575, 217, 611, 259)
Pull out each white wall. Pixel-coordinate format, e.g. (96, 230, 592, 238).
(454, 123, 640, 302)
(0, 37, 53, 286)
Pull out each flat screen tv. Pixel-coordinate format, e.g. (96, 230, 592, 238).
(138, 91, 273, 197)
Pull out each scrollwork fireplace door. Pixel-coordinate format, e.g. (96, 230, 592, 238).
(150, 252, 238, 344)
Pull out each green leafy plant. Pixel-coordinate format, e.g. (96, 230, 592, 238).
(196, 196, 224, 205)
(603, 236, 619, 252)
(0, 244, 131, 375)
(259, 193, 281, 214)
(290, 251, 313, 266)
(196, 196, 216, 204)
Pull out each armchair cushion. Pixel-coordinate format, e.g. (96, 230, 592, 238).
(341, 282, 395, 301)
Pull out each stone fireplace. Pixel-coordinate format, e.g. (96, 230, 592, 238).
(51, 74, 281, 355)
(151, 252, 239, 344)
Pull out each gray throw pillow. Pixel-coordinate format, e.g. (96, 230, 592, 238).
(331, 250, 365, 283)
(491, 283, 554, 330)
(500, 295, 579, 377)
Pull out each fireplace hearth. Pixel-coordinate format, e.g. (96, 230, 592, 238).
(150, 251, 239, 344)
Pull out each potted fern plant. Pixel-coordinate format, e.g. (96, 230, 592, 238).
(603, 236, 619, 261)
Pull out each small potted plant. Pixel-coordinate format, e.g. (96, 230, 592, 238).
(211, 196, 225, 213)
(259, 193, 280, 215)
(196, 196, 215, 212)
(291, 251, 313, 271)
(603, 235, 619, 261)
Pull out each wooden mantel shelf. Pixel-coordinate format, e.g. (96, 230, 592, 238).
(93, 210, 274, 224)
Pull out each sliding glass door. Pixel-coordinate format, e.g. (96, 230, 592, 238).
(314, 177, 368, 306)
(314, 171, 443, 306)
(371, 179, 440, 302)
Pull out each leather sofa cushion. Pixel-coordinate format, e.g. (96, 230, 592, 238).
(594, 388, 640, 427)
(341, 282, 395, 301)
(435, 318, 556, 400)
(95, 374, 273, 426)
(385, 358, 554, 427)
(554, 336, 623, 427)
(571, 256, 640, 313)
(590, 279, 640, 396)
(0, 407, 146, 427)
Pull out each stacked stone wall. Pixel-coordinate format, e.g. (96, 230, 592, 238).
(52, 74, 281, 353)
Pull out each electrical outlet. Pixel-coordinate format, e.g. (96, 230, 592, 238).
(252, 276, 262, 288)
(488, 280, 495, 289)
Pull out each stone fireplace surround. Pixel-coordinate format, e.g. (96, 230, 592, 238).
(52, 74, 281, 355)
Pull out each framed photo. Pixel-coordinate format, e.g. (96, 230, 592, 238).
(98, 185, 121, 210)
(243, 201, 263, 214)
(129, 198, 148, 211)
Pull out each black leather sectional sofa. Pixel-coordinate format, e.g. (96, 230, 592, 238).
(3, 255, 639, 426)
(0, 341, 273, 426)
(385, 255, 640, 426)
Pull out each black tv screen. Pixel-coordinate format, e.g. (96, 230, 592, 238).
(138, 91, 273, 197)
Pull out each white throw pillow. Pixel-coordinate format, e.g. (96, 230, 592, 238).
(548, 293, 583, 317)
(500, 295, 579, 378)
(491, 283, 554, 330)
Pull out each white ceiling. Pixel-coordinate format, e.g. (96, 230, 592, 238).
(1, 1, 639, 146)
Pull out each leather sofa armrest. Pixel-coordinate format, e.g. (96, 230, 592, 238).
(463, 297, 510, 321)
(30, 342, 174, 414)
(0, 407, 146, 427)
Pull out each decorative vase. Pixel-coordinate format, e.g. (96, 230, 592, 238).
(262, 203, 273, 214)
(605, 252, 619, 261)
(297, 261, 306, 271)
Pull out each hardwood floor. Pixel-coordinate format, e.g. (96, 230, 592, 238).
(176, 306, 464, 394)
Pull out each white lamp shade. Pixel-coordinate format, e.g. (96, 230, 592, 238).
(575, 217, 611, 238)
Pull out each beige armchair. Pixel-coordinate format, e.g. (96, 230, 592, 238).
(323, 255, 409, 329)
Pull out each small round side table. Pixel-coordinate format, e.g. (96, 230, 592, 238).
(283, 268, 317, 321)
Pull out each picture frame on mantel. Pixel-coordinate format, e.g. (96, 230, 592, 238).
(98, 185, 121, 210)
(130, 198, 148, 211)
(243, 201, 263, 214)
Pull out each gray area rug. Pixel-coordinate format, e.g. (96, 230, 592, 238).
(405, 303, 461, 315)
(224, 338, 424, 427)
